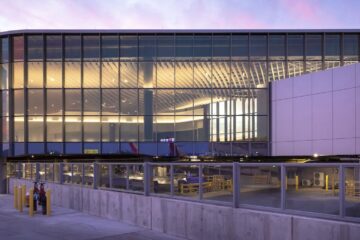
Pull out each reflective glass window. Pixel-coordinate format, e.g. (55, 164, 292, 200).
(194, 34, 211, 60)
(157, 35, 174, 60)
(250, 35, 267, 60)
(101, 116, 120, 142)
(46, 89, 63, 115)
(83, 61, 100, 88)
(28, 89, 44, 115)
(84, 89, 100, 115)
(14, 117, 25, 142)
(65, 35, 81, 60)
(46, 35, 62, 60)
(306, 34, 322, 60)
(28, 116, 44, 142)
(102, 89, 119, 115)
(157, 62, 174, 88)
(175, 89, 193, 115)
(213, 35, 230, 61)
(213, 62, 230, 88)
(46, 62, 62, 88)
(14, 90, 24, 116)
(102, 35, 119, 60)
(155, 89, 174, 115)
(120, 35, 138, 61)
(232, 34, 248, 60)
(287, 34, 304, 60)
(1, 64, 9, 89)
(1, 38, 9, 63)
(325, 34, 340, 60)
(102, 62, 119, 88)
(120, 89, 138, 115)
(47, 117, 63, 142)
(139, 62, 155, 88)
(83, 35, 100, 60)
(84, 116, 101, 142)
(13, 62, 24, 88)
(65, 89, 81, 115)
(120, 62, 137, 88)
(28, 62, 43, 88)
(269, 35, 285, 60)
(194, 62, 211, 88)
(139, 35, 156, 61)
(343, 34, 359, 60)
(13, 36, 24, 61)
(27, 35, 43, 61)
(65, 116, 82, 141)
(175, 35, 193, 60)
(175, 61, 193, 88)
(64, 62, 81, 88)
(120, 116, 138, 141)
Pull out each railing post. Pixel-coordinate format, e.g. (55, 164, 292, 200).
(170, 165, 174, 196)
(232, 162, 240, 208)
(59, 163, 64, 184)
(17, 162, 21, 179)
(126, 165, 130, 190)
(144, 162, 150, 196)
(81, 164, 85, 186)
(109, 164, 113, 189)
(199, 164, 203, 200)
(281, 164, 286, 210)
(93, 163, 99, 189)
(339, 165, 345, 218)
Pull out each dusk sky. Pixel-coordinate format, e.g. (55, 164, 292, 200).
(0, 0, 359, 31)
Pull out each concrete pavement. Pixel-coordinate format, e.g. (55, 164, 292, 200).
(0, 194, 184, 240)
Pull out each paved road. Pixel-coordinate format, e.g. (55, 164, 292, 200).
(0, 194, 183, 240)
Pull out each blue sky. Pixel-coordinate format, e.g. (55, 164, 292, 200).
(0, 0, 359, 30)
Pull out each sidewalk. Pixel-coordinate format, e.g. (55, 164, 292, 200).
(0, 194, 183, 240)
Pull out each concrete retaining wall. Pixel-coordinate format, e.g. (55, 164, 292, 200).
(9, 178, 360, 240)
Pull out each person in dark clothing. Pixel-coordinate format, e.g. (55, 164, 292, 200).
(39, 183, 47, 215)
(33, 182, 39, 211)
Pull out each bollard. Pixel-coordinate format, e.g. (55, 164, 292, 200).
(29, 188, 34, 217)
(326, 175, 329, 191)
(18, 186, 23, 212)
(46, 190, 51, 216)
(22, 185, 26, 208)
(14, 185, 18, 210)
(295, 175, 299, 191)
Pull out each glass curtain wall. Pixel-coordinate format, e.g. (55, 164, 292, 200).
(3, 31, 360, 157)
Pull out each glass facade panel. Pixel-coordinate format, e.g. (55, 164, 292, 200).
(287, 34, 304, 60)
(250, 35, 267, 60)
(120, 89, 138, 115)
(28, 116, 44, 142)
(102, 89, 119, 115)
(28, 89, 44, 115)
(102, 35, 119, 60)
(14, 117, 25, 142)
(213, 35, 230, 61)
(83, 35, 100, 60)
(102, 62, 119, 88)
(14, 90, 24, 116)
(343, 34, 359, 60)
(120, 62, 137, 88)
(175, 35, 193, 60)
(46, 62, 62, 88)
(269, 35, 285, 60)
(13, 62, 24, 88)
(46, 35, 62, 60)
(65, 35, 81, 60)
(83, 61, 100, 88)
(194, 34, 211, 60)
(102, 116, 120, 142)
(1, 38, 9, 63)
(84, 89, 100, 115)
(64, 62, 81, 88)
(13, 36, 24, 61)
(84, 116, 101, 141)
(157, 62, 174, 88)
(27, 35, 43, 61)
(306, 34, 322, 60)
(65, 116, 82, 141)
(120, 35, 138, 61)
(28, 62, 43, 88)
(232, 34, 248, 60)
(47, 89, 63, 115)
(157, 35, 174, 60)
(325, 34, 340, 60)
(65, 89, 81, 115)
(139, 35, 156, 61)
(47, 117, 63, 142)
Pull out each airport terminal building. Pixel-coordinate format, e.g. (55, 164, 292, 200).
(0, 30, 359, 158)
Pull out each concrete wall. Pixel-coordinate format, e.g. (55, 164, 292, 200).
(271, 63, 360, 156)
(9, 178, 360, 240)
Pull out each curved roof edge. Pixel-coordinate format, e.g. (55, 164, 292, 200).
(1, 29, 360, 36)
